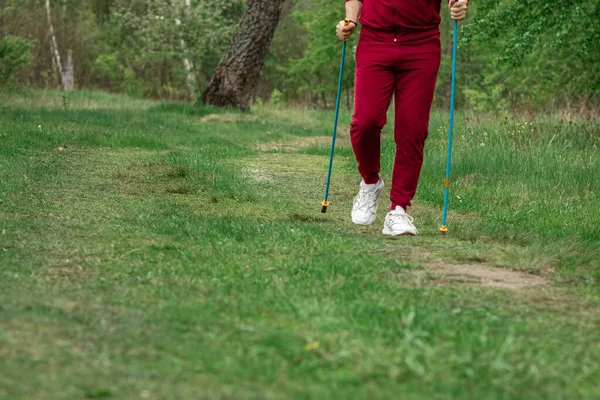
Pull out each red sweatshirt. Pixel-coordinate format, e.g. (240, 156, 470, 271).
(346, 0, 448, 43)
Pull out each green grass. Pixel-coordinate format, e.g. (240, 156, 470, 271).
(0, 90, 598, 399)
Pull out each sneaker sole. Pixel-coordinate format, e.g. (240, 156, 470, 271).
(382, 228, 417, 236)
(351, 181, 385, 226)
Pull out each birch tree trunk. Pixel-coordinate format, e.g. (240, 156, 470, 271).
(202, 0, 286, 110)
(180, 0, 196, 100)
(45, 0, 64, 89)
(63, 49, 74, 91)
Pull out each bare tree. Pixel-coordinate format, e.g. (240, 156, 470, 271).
(180, 0, 196, 100)
(63, 49, 74, 91)
(45, 0, 64, 88)
(45, 0, 73, 91)
(202, 0, 286, 110)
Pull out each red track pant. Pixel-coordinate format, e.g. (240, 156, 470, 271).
(350, 35, 441, 211)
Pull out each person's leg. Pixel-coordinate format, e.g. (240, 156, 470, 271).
(391, 45, 441, 210)
(350, 41, 395, 185)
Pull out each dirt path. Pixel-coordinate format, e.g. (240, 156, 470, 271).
(410, 263, 548, 289)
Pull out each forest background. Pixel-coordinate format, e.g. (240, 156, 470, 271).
(1, 0, 599, 113)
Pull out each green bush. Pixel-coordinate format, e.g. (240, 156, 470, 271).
(269, 88, 283, 106)
(123, 68, 143, 98)
(92, 53, 124, 89)
(0, 35, 34, 88)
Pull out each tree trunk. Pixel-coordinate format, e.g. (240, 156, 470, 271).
(180, 0, 196, 100)
(93, 0, 113, 24)
(62, 49, 74, 91)
(0, 0, 5, 40)
(201, 0, 286, 110)
(45, 0, 65, 89)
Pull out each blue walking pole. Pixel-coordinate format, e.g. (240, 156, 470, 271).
(440, 20, 458, 234)
(322, 19, 350, 213)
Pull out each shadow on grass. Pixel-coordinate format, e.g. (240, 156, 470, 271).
(287, 213, 331, 223)
(148, 101, 233, 117)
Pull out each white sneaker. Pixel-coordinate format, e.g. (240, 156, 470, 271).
(351, 177, 384, 225)
(382, 206, 418, 236)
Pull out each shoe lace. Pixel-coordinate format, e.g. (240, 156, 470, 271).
(356, 188, 378, 211)
(388, 212, 418, 234)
